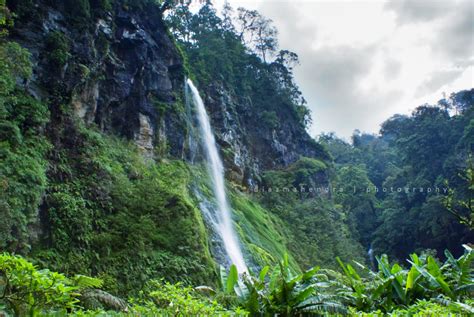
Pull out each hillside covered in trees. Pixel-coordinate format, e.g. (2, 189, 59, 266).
(0, 0, 472, 315)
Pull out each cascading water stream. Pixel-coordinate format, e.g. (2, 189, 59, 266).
(186, 79, 248, 274)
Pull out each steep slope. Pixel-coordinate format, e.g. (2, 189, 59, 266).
(1, 0, 364, 294)
(170, 2, 364, 268)
(9, 0, 186, 157)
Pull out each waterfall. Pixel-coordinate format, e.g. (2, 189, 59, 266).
(368, 243, 375, 269)
(186, 79, 248, 274)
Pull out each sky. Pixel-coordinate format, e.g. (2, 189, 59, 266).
(211, 0, 474, 139)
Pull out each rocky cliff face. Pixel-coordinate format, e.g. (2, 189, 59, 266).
(203, 82, 329, 187)
(10, 0, 186, 158)
(9, 0, 327, 185)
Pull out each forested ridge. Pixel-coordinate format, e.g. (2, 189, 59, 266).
(321, 91, 474, 262)
(0, 0, 472, 315)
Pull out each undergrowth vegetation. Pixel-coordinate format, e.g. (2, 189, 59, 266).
(34, 124, 216, 295)
(0, 21, 51, 253)
(259, 158, 365, 269)
(1, 246, 472, 316)
(189, 164, 299, 272)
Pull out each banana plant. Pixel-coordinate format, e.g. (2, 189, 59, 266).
(220, 255, 347, 316)
(333, 245, 473, 313)
(440, 244, 474, 298)
(332, 256, 378, 311)
(220, 264, 239, 295)
(408, 254, 454, 299)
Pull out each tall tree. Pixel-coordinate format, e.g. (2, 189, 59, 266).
(236, 7, 278, 62)
(165, 0, 193, 43)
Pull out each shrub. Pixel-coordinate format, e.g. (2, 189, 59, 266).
(45, 31, 70, 69)
(0, 38, 50, 252)
(90, 0, 112, 15)
(0, 254, 80, 315)
(130, 279, 235, 316)
(0, 41, 32, 95)
(260, 110, 279, 129)
(0, 0, 13, 36)
(65, 0, 91, 24)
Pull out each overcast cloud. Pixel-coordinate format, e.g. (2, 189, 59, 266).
(216, 0, 473, 139)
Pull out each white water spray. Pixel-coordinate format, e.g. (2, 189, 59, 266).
(186, 79, 248, 274)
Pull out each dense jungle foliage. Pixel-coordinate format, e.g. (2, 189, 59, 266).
(0, 0, 473, 315)
(1, 245, 473, 315)
(320, 90, 474, 262)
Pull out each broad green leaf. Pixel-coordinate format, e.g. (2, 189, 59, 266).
(293, 285, 316, 304)
(226, 264, 238, 294)
(73, 275, 103, 289)
(336, 257, 350, 277)
(405, 266, 419, 292)
(259, 266, 270, 283)
(410, 261, 453, 298)
(219, 265, 228, 292)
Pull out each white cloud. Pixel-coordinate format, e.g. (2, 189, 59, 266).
(215, 0, 473, 138)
